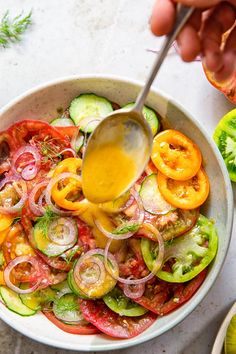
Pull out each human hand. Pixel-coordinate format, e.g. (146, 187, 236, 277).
(150, 0, 236, 81)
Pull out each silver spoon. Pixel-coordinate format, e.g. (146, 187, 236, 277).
(82, 5, 194, 204)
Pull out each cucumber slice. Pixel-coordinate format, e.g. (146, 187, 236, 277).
(0, 286, 36, 316)
(68, 270, 89, 299)
(71, 255, 117, 299)
(140, 173, 174, 215)
(33, 220, 77, 257)
(20, 286, 56, 311)
(53, 293, 85, 323)
(122, 103, 160, 136)
(51, 280, 72, 298)
(51, 280, 70, 292)
(78, 116, 101, 133)
(50, 118, 75, 127)
(72, 135, 84, 153)
(69, 94, 113, 131)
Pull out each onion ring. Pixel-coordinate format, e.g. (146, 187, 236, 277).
(4, 256, 41, 294)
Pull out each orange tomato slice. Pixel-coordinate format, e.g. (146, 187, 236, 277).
(157, 168, 210, 209)
(151, 130, 202, 181)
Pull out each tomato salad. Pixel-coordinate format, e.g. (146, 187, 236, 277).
(0, 93, 217, 339)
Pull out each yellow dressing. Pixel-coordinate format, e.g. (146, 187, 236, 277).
(78, 199, 123, 253)
(82, 144, 137, 203)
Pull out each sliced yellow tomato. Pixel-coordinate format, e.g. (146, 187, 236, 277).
(151, 130, 202, 181)
(0, 271, 5, 285)
(0, 228, 10, 245)
(0, 214, 14, 232)
(53, 157, 82, 177)
(51, 159, 85, 211)
(157, 168, 210, 209)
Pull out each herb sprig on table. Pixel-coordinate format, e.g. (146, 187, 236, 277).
(0, 11, 32, 47)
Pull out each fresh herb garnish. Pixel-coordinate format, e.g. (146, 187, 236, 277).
(0, 11, 32, 48)
(61, 246, 81, 264)
(112, 223, 139, 235)
(36, 207, 57, 237)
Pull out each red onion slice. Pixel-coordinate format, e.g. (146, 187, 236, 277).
(123, 281, 145, 299)
(48, 217, 77, 246)
(12, 145, 41, 181)
(104, 224, 164, 285)
(74, 249, 108, 287)
(4, 256, 41, 294)
(95, 189, 144, 240)
(60, 148, 77, 157)
(0, 179, 27, 214)
(29, 180, 48, 216)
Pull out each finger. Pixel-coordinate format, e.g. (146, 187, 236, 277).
(173, 0, 220, 7)
(214, 51, 236, 81)
(176, 11, 202, 61)
(201, 2, 236, 72)
(214, 26, 236, 81)
(150, 0, 176, 36)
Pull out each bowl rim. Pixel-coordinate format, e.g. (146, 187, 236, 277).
(0, 74, 234, 351)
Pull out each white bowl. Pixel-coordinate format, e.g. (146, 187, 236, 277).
(0, 75, 233, 351)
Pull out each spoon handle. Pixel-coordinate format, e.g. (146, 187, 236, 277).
(134, 4, 194, 112)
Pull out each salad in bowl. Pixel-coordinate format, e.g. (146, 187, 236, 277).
(0, 91, 218, 339)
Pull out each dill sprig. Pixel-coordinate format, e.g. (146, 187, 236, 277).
(36, 207, 57, 237)
(0, 10, 32, 47)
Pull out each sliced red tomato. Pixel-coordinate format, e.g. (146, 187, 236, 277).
(0, 131, 16, 175)
(35, 250, 71, 272)
(54, 126, 78, 139)
(132, 269, 207, 316)
(80, 300, 156, 338)
(151, 130, 202, 181)
(116, 238, 149, 279)
(2, 223, 34, 264)
(43, 311, 99, 335)
(158, 168, 210, 209)
(7, 120, 71, 169)
(77, 218, 96, 250)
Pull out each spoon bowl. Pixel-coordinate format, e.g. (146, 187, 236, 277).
(81, 109, 153, 203)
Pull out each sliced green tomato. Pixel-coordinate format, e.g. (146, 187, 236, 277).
(122, 103, 160, 136)
(20, 286, 56, 311)
(0, 286, 36, 316)
(33, 220, 77, 257)
(53, 293, 86, 323)
(225, 314, 236, 354)
(140, 173, 174, 215)
(103, 287, 148, 317)
(72, 255, 117, 299)
(68, 270, 89, 299)
(50, 118, 75, 127)
(69, 93, 113, 130)
(141, 215, 218, 282)
(213, 108, 236, 182)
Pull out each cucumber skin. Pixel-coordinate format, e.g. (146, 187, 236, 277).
(69, 93, 113, 126)
(0, 286, 36, 316)
(68, 270, 89, 299)
(122, 103, 160, 136)
(33, 223, 76, 257)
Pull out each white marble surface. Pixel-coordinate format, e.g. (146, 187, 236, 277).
(0, 1, 235, 353)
